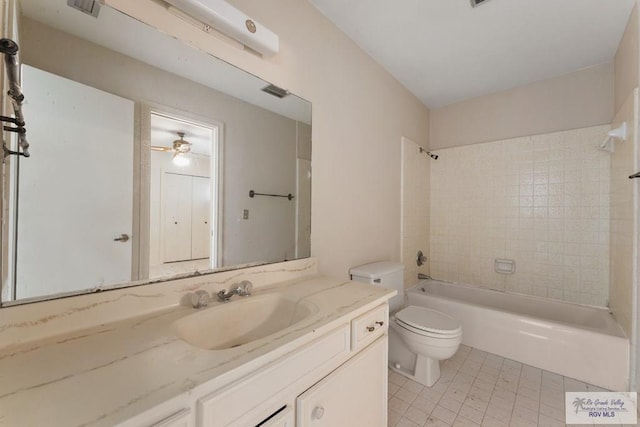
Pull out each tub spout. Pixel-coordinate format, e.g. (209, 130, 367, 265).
(418, 273, 432, 280)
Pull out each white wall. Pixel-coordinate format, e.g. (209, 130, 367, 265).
(612, 2, 640, 390)
(609, 90, 638, 337)
(222, 105, 296, 266)
(430, 125, 611, 306)
(104, 0, 430, 280)
(615, 3, 639, 114)
(430, 63, 614, 150)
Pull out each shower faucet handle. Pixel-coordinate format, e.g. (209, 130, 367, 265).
(416, 250, 427, 266)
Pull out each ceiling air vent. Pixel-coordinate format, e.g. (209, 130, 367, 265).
(470, 0, 490, 8)
(67, 0, 101, 18)
(261, 84, 289, 99)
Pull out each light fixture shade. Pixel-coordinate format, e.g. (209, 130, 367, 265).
(165, 0, 279, 56)
(173, 153, 190, 166)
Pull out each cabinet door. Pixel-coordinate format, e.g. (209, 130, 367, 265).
(162, 173, 193, 262)
(296, 336, 388, 426)
(191, 176, 211, 260)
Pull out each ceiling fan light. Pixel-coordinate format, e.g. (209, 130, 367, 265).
(172, 152, 190, 166)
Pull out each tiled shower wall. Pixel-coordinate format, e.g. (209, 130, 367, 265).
(401, 137, 430, 287)
(429, 125, 611, 306)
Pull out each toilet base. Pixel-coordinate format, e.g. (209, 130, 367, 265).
(389, 354, 441, 387)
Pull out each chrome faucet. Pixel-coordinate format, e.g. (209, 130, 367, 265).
(216, 280, 253, 302)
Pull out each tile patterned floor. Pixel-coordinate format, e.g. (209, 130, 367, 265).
(387, 345, 618, 427)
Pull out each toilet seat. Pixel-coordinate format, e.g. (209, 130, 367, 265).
(395, 306, 462, 338)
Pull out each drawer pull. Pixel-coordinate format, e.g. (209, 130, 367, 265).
(312, 406, 325, 419)
(367, 321, 385, 332)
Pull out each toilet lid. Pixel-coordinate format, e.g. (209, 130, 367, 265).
(395, 306, 462, 335)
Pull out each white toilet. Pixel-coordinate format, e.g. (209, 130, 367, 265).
(350, 262, 462, 387)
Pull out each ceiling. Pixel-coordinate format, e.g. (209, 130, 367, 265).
(310, 0, 636, 108)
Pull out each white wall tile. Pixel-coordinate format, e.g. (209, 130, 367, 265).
(429, 125, 610, 306)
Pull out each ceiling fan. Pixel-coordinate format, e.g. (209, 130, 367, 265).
(151, 131, 192, 166)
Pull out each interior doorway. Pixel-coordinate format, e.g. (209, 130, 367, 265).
(148, 112, 221, 278)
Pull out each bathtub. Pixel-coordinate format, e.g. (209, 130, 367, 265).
(407, 279, 629, 391)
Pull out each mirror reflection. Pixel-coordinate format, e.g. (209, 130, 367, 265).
(1, 0, 312, 304)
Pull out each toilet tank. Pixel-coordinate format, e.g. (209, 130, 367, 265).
(349, 261, 404, 313)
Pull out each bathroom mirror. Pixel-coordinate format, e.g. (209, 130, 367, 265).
(0, 0, 312, 304)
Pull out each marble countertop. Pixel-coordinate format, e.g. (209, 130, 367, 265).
(0, 274, 394, 426)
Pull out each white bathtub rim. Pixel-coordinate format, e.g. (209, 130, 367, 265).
(408, 279, 626, 339)
(406, 282, 630, 391)
(411, 278, 610, 311)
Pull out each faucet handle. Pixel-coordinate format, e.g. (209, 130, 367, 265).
(191, 290, 210, 308)
(236, 280, 253, 296)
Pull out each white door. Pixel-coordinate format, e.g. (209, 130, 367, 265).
(16, 65, 134, 299)
(191, 176, 211, 260)
(162, 173, 193, 262)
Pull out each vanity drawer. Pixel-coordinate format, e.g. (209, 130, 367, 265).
(351, 304, 388, 351)
(261, 406, 294, 427)
(198, 325, 350, 426)
(116, 399, 193, 427)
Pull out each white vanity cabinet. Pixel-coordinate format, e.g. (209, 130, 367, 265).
(122, 304, 389, 427)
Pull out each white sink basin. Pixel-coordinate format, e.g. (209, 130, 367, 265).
(172, 293, 318, 350)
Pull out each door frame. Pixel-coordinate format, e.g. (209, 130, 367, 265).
(139, 103, 224, 279)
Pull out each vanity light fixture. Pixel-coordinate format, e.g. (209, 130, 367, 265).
(67, 0, 101, 18)
(164, 0, 279, 56)
(151, 132, 192, 166)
